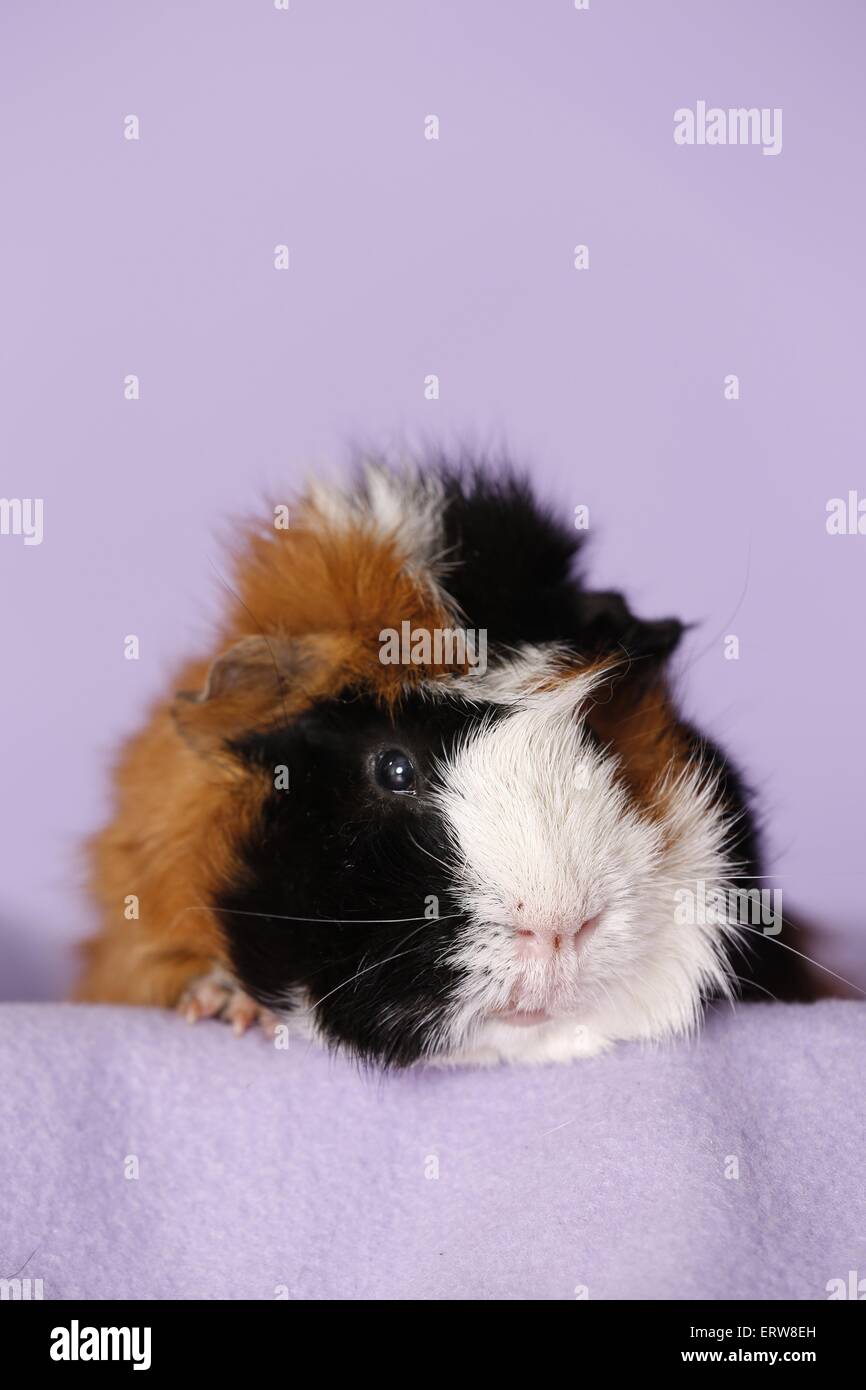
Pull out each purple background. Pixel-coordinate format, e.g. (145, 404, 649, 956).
(1, 1, 864, 1000)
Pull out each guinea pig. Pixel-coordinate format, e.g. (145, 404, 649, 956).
(75, 458, 815, 1065)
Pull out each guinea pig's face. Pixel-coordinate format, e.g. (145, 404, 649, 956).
(215, 657, 734, 1066)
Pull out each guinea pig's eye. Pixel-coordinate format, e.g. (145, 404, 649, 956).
(374, 748, 417, 795)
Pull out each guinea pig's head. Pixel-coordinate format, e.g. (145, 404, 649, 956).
(176, 635, 741, 1067)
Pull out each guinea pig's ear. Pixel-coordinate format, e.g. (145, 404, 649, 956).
(172, 634, 315, 758)
(573, 590, 685, 669)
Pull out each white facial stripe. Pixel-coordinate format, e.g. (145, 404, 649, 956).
(421, 643, 615, 707)
(431, 678, 739, 1062)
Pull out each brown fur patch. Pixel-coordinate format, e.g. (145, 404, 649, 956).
(507, 654, 693, 829)
(76, 502, 461, 1006)
(223, 507, 463, 704)
(585, 670, 691, 820)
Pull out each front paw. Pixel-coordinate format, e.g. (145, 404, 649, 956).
(179, 969, 279, 1038)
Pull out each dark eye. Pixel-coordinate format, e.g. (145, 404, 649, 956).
(374, 748, 417, 794)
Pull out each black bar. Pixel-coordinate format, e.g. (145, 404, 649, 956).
(4, 1298, 861, 1372)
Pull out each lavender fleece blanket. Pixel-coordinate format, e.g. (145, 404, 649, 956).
(1, 1001, 863, 1301)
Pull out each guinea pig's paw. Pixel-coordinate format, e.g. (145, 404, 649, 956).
(179, 970, 279, 1038)
(489, 1018, 614, 1064)
(555, 1024, 613, 1061)
(437, 1020, 614, 1067)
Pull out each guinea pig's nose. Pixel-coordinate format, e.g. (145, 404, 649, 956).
(514, 915, 600, 954)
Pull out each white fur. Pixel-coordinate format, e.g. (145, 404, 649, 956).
(267, 648, 741, 1068)
(302, 459, 456, 613)
(427, 662, 739, 1065)
(422, 642, 577, 705)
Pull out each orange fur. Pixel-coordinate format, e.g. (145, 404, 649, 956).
(75, 503, 459, 1006)
(586, 672, 689, 818)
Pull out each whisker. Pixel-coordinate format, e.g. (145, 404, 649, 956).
(729, 974, 778, 1002)
(652, 873, 797, 881)
(406, 830, 453, 875)
(732, 923, 865, 997)
(306, 923, 435, 1013)
(174, 904, 460, 927)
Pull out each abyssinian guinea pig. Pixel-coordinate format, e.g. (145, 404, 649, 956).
(75, 458, 814, 1066)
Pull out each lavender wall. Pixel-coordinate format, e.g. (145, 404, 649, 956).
(2, 1, 864, 999)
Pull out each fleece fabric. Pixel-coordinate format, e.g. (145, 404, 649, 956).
(0, 1001, 863, 1300)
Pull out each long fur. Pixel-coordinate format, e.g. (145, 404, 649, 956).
(76, 457, 815, 1064)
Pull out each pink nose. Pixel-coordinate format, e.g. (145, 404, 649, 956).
(514, 914, 601, 954)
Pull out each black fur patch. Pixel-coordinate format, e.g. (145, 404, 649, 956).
(218, 692, 487, 1067)
(438, 465, 684, 667)
(687, 728, 813, 1002)
(438, 467, 585, 645)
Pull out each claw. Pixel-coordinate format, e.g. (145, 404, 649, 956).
(179, 969, 277, 1039)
